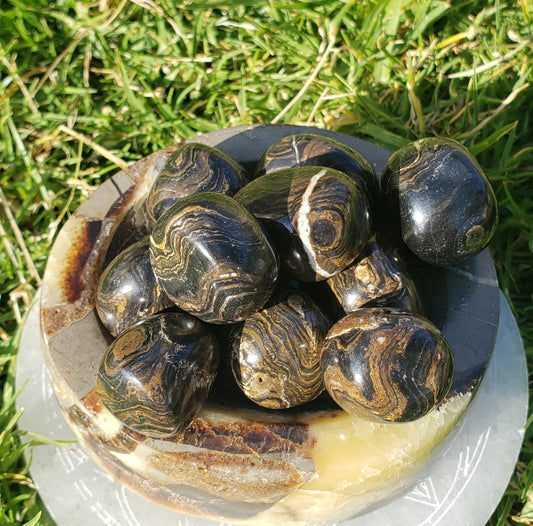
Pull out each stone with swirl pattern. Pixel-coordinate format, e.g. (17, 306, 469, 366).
(95, 237, 173, 337)
(255, 133, 378, 206)
(145, 142, 248, 223)
(327, 235, 422, 314)
(150, 192, 279, 324)
(321, 308, 454, 422)
(230, 292, 332, 409)
(381, 137, 498, 266)
(235, 166, 372, 282)
(96, 312, 220, 437)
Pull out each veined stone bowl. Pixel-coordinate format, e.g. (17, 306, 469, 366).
(40, 124, 500, 525)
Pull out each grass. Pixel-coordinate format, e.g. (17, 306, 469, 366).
(0, 0, 532, 524)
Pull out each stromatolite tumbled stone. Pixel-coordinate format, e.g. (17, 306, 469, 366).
(321, 308, 454, 422)
(327, 236, 421, 314)
(150, 192, 279, 324)
(381, 138, 498, 266)
(96, 238, 173, 336)
(231, 292, 331, 409)
(235, 166, 372, 282)
(145, 142, 248, 223)
(96, 312, 220, 437)
(256, 133, 378, 205)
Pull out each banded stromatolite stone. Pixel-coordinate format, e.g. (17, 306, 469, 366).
(96, 312, 220, 437)
(230, 292, 331, 409)
(256, 133, 378, 205)
(145, 142, 248, 223)
(150, 192, 279, 324)
(235, 166, 372, 282)
(327, 236, 421, 313)
(321, 308, 454, 422)
(96, 238, 173, 337)
(381, 138, 498, 266)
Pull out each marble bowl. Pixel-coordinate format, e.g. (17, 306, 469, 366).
(40, 124, 499, 525)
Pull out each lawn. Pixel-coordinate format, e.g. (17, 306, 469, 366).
(1, 0, 532, 524)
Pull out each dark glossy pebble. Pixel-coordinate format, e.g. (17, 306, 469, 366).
(256, 134, 378, 205)
(150, 192, 279, 324)
(145, 142, 248, 223)
(235, 166, 372, 282)
(96, 312, 220, 437)
(321, 308, 454, 422)
(231, 292, 331, 409)
(327, 236, 421, 314)
(381, 138, 498, 266)
(96, 238, 173, 337)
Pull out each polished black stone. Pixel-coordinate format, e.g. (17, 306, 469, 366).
(96, 312, 220, 437)
(381, 138, 498, 266)
(96, 238, 172, 337)
(150, 192, 279, 324)
(327, 235, 421, 314)
(256, 133, 378, 205)
(146, 142, 248, 223)
(321, 308, 454, 422)
(235, 166, 372, 282)
(230, 292, 331, 409)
